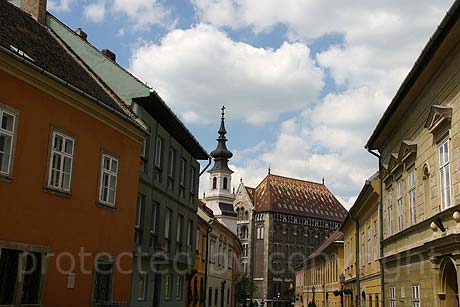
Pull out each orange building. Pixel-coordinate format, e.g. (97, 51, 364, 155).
(0, 1, 146, 306)
(187, 215, 211, 307)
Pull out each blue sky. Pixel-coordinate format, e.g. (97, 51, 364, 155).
(48, 0, 454, 208)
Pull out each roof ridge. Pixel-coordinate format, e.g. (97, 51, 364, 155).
(268, 173, 325, 187)
(46, 13, 150, 90)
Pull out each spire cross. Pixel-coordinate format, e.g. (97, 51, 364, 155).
(221, 106, 226, 120)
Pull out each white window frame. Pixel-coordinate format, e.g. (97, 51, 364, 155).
(387, 189, 393, 236)
(98, 153, 118, 206)
(180, 157, 186, 186)
(408, 169, 416, 225)
(138, 272, 147, 301)
(397, 180, 404, 231)
(411, 285, 420, 307)
(390, 287, 396, 307)
(0, 107, 16, 177)
(165, 209, 171, 240)
(165, 274, 172, 300)
(373, 220, 378, 261)
(187, 220, 193, 248)
(176, 214, 183, 246)
(190, 167, 197, 194)
(168, 147, 175, 178)
(210, 240, 215, 263)
(439, 139, 452, 209)
(48, 131, 75, 192)
(367, 225, 371, 264)
(154, 136, 163, 168)
(228, 249, 232, 269)
(176, 275, 183, 300)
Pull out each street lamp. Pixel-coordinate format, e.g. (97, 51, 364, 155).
(339, 274, 345, 307)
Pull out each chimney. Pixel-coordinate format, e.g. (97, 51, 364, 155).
(75, 28, 88, 41)
(20, 0, 47, 24)
(101, 49, 116, 62)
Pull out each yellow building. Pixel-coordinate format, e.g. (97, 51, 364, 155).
(341, 174, 381, 307)
(366, 1, 460, 306)
(188, 215, 211, 307)
(295, 231, 344, 307)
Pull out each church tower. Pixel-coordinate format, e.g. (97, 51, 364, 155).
(205, 106, 237, 233)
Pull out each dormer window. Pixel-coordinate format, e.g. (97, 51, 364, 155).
(223, 177, 228, 190)
(212, 177, 217, 190)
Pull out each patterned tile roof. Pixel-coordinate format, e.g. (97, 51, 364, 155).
(245, 186, 255, 203)
(254, 174, 347, 222)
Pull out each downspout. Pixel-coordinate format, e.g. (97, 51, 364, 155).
(200, 157, 212, 177)
(367, 148, 384, 307)
(204, 220, 214, 307)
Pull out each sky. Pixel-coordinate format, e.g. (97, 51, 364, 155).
(48, 0, 454, 209)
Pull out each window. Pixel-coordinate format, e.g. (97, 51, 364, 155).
(165, 274, 172, 300)
(242, 244, 248, 258)
(210, 240, 215, 263)
(397, 180, 404, 231)
(177, 214, 183, 250)
(214, 288, 218, 306)
(190, 167, 197, 194)
(48, 131, 74, 191)
(387, 189, 393, 236)
(373, 221, 378, 261)
(165, 209, 172, 252)
(176, 276, 184, 300)
(389, 287, 396, 307)
(218, 241, 222, 266)
(93, 261, 113, 303)
(150, 202, 159, 249)
(439, 140, 452, 209)
(180, 158, 186, 197)
(154, 136, 163, 168)
(21, 251, 42, 304)
(138, 272, 147, 300)
(408, 169, 416, 225)
(257, 225, 264, 240)
(0, 108, 16, 176)
(223, 177, 228, 190)
(168, 147, 176, 190)
(208, 288, 213, 307)
(227, 288, 230, 306)
(187, 220, 193, 250)
(202, 236, 207, 261)
(135, 194, 145, 247)
(99, 154, 118, 205)
(212, 177, 217, 190)
(361, 233, 365, 266)
(367, 225, 371, 264)
(196, 230, 200, 252)
(411, 285, 420, 307)
(376, 295, 379, 307)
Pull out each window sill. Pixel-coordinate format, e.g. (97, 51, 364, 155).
(43, 186, 72, 198)
(0, 174, 13, 183)
(96, 201, 117, 211)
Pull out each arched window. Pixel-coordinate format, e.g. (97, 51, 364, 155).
(212, 177, 217, 189)
(223, 177, 228, 190)
(244, 210, 249, 221)
(240, 226, 248, 239)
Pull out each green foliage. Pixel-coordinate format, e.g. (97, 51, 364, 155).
(236, 273, 254, 305)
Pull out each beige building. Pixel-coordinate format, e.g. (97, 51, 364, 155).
(341, 174, 381, 307)
(366, 1, 460, 306)
(295, 231, 344, 307)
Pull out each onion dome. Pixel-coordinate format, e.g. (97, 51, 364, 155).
(209, 106, 233, 172)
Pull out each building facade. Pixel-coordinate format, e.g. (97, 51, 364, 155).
(198, 201, 241, 307)
(235, 174, 347, 307)
(341, 174, 381, 307)
(295, 231, 345, 307)
(47, 13, 209, 307)
(366, 1, 460, 306)
(0, 1, 147, 306)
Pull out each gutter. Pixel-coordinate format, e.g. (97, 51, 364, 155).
(200, 158, 212, 177)
(0, 44, 147, 134)
(367, 148, 384, 307)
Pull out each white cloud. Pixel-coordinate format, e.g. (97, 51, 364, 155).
(112, 0, 171, 31)
(48, 0, 72, 12)
(129, 24, 324, 125)
(83, 0, 106, 23)
(189, 0, 453, 203)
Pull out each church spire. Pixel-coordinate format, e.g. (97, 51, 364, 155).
(209, 106, 233, 173)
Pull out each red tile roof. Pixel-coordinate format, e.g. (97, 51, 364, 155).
(198, 199, 214, 218)
(254, 174, 347, 222)
(245, 186, 255, 203)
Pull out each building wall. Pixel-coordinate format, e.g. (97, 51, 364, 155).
(188, 217, 209, 307)
(0, 62, 141, 306)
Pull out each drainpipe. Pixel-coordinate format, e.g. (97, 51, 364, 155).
(200, 158, 212, 177)
(367, 147, 384, 307)
(204, 219, 214, 307)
